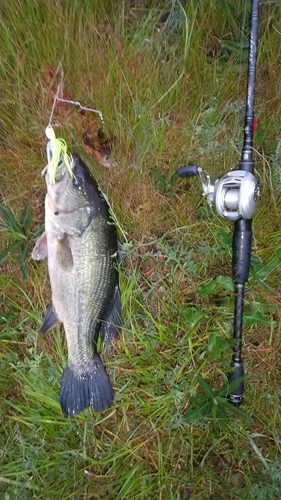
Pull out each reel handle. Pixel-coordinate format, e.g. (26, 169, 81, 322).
(177, 165, 200, 177)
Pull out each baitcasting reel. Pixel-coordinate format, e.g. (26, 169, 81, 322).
(177, 164, 259, 222)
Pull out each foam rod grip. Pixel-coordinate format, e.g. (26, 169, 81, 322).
(228, 363, 244, 406)
(232, 219, 252, 284)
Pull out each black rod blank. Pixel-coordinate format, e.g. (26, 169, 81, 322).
(228, 0, 259, 406)
(241, 0, 259, 169)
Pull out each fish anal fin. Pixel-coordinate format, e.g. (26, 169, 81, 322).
(32, 231, 48, 260)
(40, 303, 60, 334)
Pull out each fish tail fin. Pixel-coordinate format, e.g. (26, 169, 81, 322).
(59, 354, 114, 416)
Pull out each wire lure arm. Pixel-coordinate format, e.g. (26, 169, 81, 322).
(48, 84, 104, 127)
(177, 0, 260, 406)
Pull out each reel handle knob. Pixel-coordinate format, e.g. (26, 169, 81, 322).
(177, 165, 200, 177)
(177, 165, 214, 204)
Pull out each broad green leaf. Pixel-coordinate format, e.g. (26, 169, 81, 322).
(150, 169, 166, 184)
(217, 405, 227, 421)
(20, 204, 33, 235)
(182, 307, 209, 330)
(220, 399, 253, 421)
(197, 375, 214, 400)
(9, 231, 27, 240)
(216, 376, 245, 398)
(170, 172, 179, 186)
(251, 248, 281, 280)
(0, 204, 21, 233)
(211, 403, 218, 419)
(0, 241, 23, 262)
(20, 244, 29, 265)
(249, 271, 274, 293)
(167, 191, 176, 201)
(184, 403, 210, 423)
(33, 224, 45, 239)
(208, 333, 221, 358)
(216, 226, 231, 247)
(243, 309, 277, 327)
(20, 264, 30, 280)
(198, 275, 235, 296)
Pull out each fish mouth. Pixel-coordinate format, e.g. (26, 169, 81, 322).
(44, 155, 74, 187)
(43, 127, 75, 185)
(46, 158, 68, 183)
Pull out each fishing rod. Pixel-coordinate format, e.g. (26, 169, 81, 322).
(177, 0, 259, 406)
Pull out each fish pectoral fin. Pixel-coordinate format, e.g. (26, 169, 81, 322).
(56, 235, 73, 271)
(31, 231, 48, 260)
(59, 355, 114, 416)
(100, 284, 122, 355)
(40, 302, 61, 333)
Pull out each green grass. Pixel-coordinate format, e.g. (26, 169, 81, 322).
(1, 0, 281, 498)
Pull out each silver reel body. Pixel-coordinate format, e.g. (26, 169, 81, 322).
(214, 170, 259, 221)
(196, 167, 259, 221)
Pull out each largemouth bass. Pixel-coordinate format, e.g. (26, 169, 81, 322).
(32, 153, 121, 416)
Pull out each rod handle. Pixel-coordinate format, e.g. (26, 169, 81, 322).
(232, 219, 252, 284)
(227, 363, 244, 406)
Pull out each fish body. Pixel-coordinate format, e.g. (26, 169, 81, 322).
(32, 153, 121, 416)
